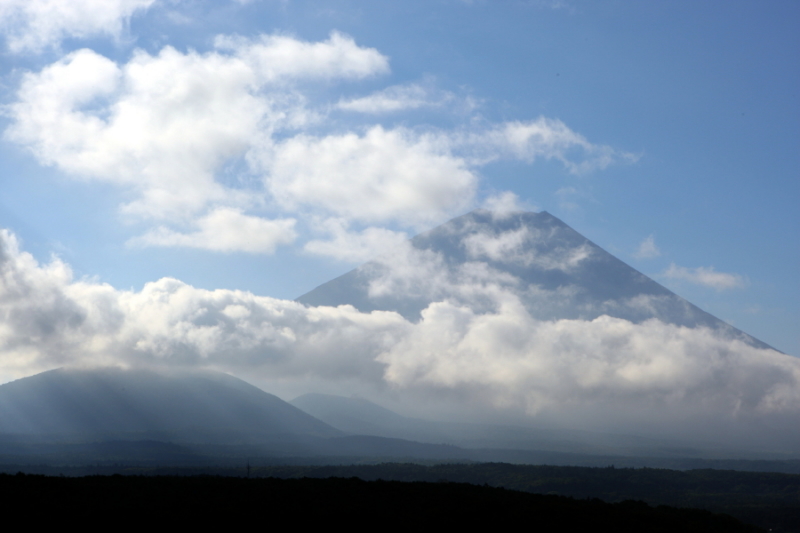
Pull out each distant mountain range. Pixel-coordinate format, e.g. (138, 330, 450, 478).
(0, 368, 796, 472)
(288, 392, 799, 462)
(0, 367, 474, 463)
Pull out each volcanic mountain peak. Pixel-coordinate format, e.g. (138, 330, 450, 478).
(298, 209, 770, 350)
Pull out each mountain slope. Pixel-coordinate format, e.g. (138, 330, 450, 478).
(0, 367, 341, 440)
(290, 393, 785, 459)
(297, 209, 772, 350)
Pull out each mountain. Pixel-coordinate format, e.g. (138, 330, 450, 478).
(0, 367, 340, 440)
(289, 393, 779, 460)
(289, 393, 621, 452)
(291, 393, 412, 437)
(298, 209, 772, 350)
(0, 367, 480, 465)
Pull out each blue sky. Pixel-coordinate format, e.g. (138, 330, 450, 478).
(0, 0, 797, 370)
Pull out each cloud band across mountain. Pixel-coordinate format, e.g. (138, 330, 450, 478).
(1, 227, 797, 448)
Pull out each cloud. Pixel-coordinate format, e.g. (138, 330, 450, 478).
(458, 118, 639, 174)
(377, 296, 800, 422)
(4, 33, 635, 255)
(0, 228, 797, 445)
(664, 263, 746, 290)
(258, 126, 478, 227)
(4, 32, 388, 249)
(0, 0, 155, 53)
(129, 208, 297, 253)
(5, 33, 388, 219)
(304, 218, 409, 262)
(634, 235, 660, 259)
(481, 191, 534, 216)
(337, 83, 448, 113)
(213, 31, 389, 82)
(463, 225, 592, 270)
(0, 228, 408, 383)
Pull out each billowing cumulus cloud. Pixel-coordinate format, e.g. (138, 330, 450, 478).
(664, 263, 747, 290)
(0, 0, 155, 53)
(2, 226, 796, 444)
(0, 229, 408, 383)
(258, 126, 477, 227)
(4, 31, 634, 255)
(378, 296, 799, 419)
(4, 32, 387, 223)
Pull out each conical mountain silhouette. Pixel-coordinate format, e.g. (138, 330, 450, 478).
(298, 210, 772, 350)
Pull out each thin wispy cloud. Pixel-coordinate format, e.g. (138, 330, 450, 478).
(337, 83, 442, 113)
(634, 235, 661, 259)
(663, 263, 747, 291)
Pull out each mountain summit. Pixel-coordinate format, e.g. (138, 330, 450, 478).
(298, 210, 770, 350)
(293, 210, 799, 453)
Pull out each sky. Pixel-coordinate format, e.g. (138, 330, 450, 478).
(0, 1, 798, 438)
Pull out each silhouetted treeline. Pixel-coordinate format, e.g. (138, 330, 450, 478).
(0, 472, 762, 531)
(251, 463, 798, 531)
(6, 462, 794, 530)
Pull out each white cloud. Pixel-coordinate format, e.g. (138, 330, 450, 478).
(337, 83, 445, 113)
(259, 126, 478, 227)
(0, 228, 797, 444)
(0, 0, 155, 53)
(4, 31, 635, 257)
(364, 242, 457, 301)
(481, 191, 533, 216)
(5, 33, 388, 218)
(129, 208, 297, 253)
(213, 31, 389, 83)
(634, 235, 661, 259)
(377, 296, 800, 420)
(463, 225, 592, 270)
(459, 118, 639, 174)
(4, 32, 388, 250)
(0, 228, 408, 383)
(304, 218, 409, 262)
(664, 263, 746, 290)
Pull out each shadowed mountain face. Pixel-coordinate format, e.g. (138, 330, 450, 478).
(0, 367, 340, 440)
(298, 210, 772, 350)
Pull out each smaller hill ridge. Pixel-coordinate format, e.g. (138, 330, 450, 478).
(0, 367, 340, 440)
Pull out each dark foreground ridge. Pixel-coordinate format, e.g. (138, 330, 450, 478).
(1, 472, 762, 531)
(4, 463, 797, 531)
